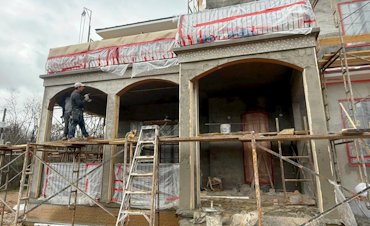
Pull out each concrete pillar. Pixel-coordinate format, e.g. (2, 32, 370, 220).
(101, 93, 119, 202)
(179, 66, 196, 209)
(302, 48, 336, 214)
(31, 91, 53, 197)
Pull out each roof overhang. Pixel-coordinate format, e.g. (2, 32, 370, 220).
(96, 16, 178, 39)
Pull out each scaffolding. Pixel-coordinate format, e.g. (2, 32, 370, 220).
(0, 129, 368, 225)
(318, 0, 370, 200)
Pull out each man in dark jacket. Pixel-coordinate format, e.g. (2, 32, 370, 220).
(68, 82, 92, 139)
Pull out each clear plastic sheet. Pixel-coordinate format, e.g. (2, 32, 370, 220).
(330, 180, 358, 226)
(39, 163, 102, 206)
(112, 163, 179, 209)
(131, 58, 178, 77)
(100, 64, 129, 76)
(176, 0, 315, 46)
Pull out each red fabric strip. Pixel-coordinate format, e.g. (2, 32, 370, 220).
(42, 166, 50, 198)
(178, 15, 186, 46)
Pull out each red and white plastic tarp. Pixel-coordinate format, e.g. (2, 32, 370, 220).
(112, 163, 179, 209)
(177, 0, 315, 46)
(46, 30, 177, 75)
(45, 0, 316, 75)
(40, 163, 102, 205)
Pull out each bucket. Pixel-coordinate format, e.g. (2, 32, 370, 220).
(220, 124, 231, 134)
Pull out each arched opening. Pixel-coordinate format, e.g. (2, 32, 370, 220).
(112, 79, 180, 206)
(49, 86, 108, 140)
(196, 59, 310, 196)
(117, 79, 179, 143)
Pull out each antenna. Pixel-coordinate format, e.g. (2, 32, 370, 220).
(78, 7, 92, 43)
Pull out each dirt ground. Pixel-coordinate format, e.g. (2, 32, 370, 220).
(0, 189, 21, 226)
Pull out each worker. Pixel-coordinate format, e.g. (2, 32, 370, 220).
(68, 82, 92, 140)
(58, 93, 72, 140)
(350, 182, 370, 218)
(62, 95, 72, 140)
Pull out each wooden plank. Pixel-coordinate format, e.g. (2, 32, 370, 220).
(319, 33, 370, 46)
(25, 205, 178, 226)
(200, 195, 250, 200)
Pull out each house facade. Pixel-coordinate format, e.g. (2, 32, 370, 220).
(31, 0, 370, 225)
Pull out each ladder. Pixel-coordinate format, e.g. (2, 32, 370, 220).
(116, 125, 159, 226)
(276, 118, 315, 203)
(14, 145, 35, 224)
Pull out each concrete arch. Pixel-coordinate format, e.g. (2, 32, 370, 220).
(116, 78, 179, 97)
(48, 86, 108, 112)
(190, 57, 304, 82)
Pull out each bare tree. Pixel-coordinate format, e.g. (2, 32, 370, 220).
(1, 90, 41, 144)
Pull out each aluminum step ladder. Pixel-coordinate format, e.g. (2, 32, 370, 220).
(116, 125, 159, 226)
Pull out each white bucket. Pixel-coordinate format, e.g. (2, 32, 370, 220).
(220, 124, 231, 134)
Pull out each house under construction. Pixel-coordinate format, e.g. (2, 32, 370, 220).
(1, 0, 370, 225)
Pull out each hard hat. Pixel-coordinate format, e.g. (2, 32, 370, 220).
(355, 182, 369, 197)
(74, 82, 85, 88)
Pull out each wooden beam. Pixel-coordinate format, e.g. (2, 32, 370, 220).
(26, 132, 370, 148)
(319, 33, 370, 46)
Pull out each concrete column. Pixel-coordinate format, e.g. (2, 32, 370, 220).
(302, 48, 336, 214)
(179, 65, 196, 210)
(101, 93, 119, 202)
(31, 91, 53, 197)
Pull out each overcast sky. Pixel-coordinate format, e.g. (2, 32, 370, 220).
(0, 0, 186, 111)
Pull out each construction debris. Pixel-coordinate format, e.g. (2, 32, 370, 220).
(230, 211, 258, 226)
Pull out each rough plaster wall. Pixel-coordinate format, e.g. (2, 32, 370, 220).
(315, 0, 339, 37)
(290, 71, 315, 196)
(327, 82, 370, 191)
(207, 97, 245, 189)
(176, 34, 334, 210)
(200, 86, 296, 190)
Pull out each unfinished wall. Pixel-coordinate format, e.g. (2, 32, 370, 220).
(314, 0, 339, 37)
(176, 31, 335, 214)
(37, 68, 179, 204)
(327, 80, 370, 192)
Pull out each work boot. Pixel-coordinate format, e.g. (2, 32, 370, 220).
(62, 136, 68, 141)
(83, 136, 94, 140)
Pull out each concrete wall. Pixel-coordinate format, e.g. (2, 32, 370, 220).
(175, 32, 335, 213)
(35, 67, 179, 202)
(327, 81, 370, 192)
(314, 0, 339, 37)
(207, 97, 246, 189)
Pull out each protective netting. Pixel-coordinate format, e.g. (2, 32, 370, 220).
(40, 163, 102, 206)
(176, 0, 315, 46)
(112, 163, 179, 209)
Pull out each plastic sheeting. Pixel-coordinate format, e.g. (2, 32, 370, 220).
(101, 64, 129, 76)
(330, 180, 358, 226)
(177, 0, 315, 46)
(40, 163, 102, 206)
(131, 58, 178, 77)
(112, 163, 179, 209)
(45, 30, 177, 74)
